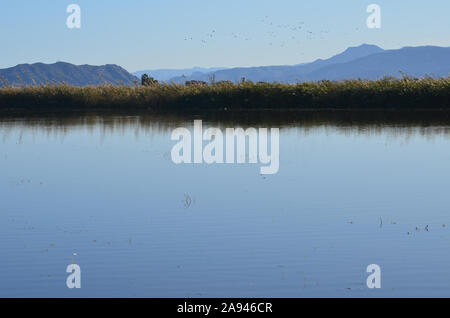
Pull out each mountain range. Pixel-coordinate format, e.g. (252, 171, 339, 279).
(168, 44, 450, 83)
(1, 44, 449, 87)
(0, 62, 138, 86)
(133, 67, 227, 82)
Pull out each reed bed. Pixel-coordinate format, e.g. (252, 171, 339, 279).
(0, 76, 449, 111)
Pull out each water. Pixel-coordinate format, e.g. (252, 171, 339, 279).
(1, 111, 450, 297)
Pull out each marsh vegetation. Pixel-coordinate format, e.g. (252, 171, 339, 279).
(0, 76, 448, 112)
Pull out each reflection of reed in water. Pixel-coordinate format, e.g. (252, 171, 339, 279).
(1, 110, 450, 140)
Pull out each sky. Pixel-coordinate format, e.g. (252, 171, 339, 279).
(0, 0, 449, 72)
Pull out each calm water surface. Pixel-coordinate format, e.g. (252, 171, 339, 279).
(1, 111, 450, 297)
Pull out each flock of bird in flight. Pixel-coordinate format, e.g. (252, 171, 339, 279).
(183, 16, 334, 50)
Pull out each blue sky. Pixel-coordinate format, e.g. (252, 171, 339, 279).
(0, 0, 449, 72)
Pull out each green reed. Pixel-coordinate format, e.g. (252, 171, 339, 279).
(0, 76, 448, 111)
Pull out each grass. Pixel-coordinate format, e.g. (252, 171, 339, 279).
(0, 76, 449, 112)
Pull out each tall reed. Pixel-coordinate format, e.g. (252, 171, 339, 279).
(0, 76, 448, 111)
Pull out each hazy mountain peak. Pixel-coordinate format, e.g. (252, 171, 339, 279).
(346, 43, 383, 50)
(324, 43, 384, 64)
(305, 45, 450, 81)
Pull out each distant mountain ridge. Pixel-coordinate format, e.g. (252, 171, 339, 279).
(133, 67, 227, 82)
(1, 44, 449, 87)
(170, 44, 450, 83)
(304, 46, 450, 81)
(169, 44, 385, 83)
(0, 62, 138, 86)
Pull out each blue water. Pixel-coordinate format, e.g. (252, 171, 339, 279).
(1, 114, 450, 297)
